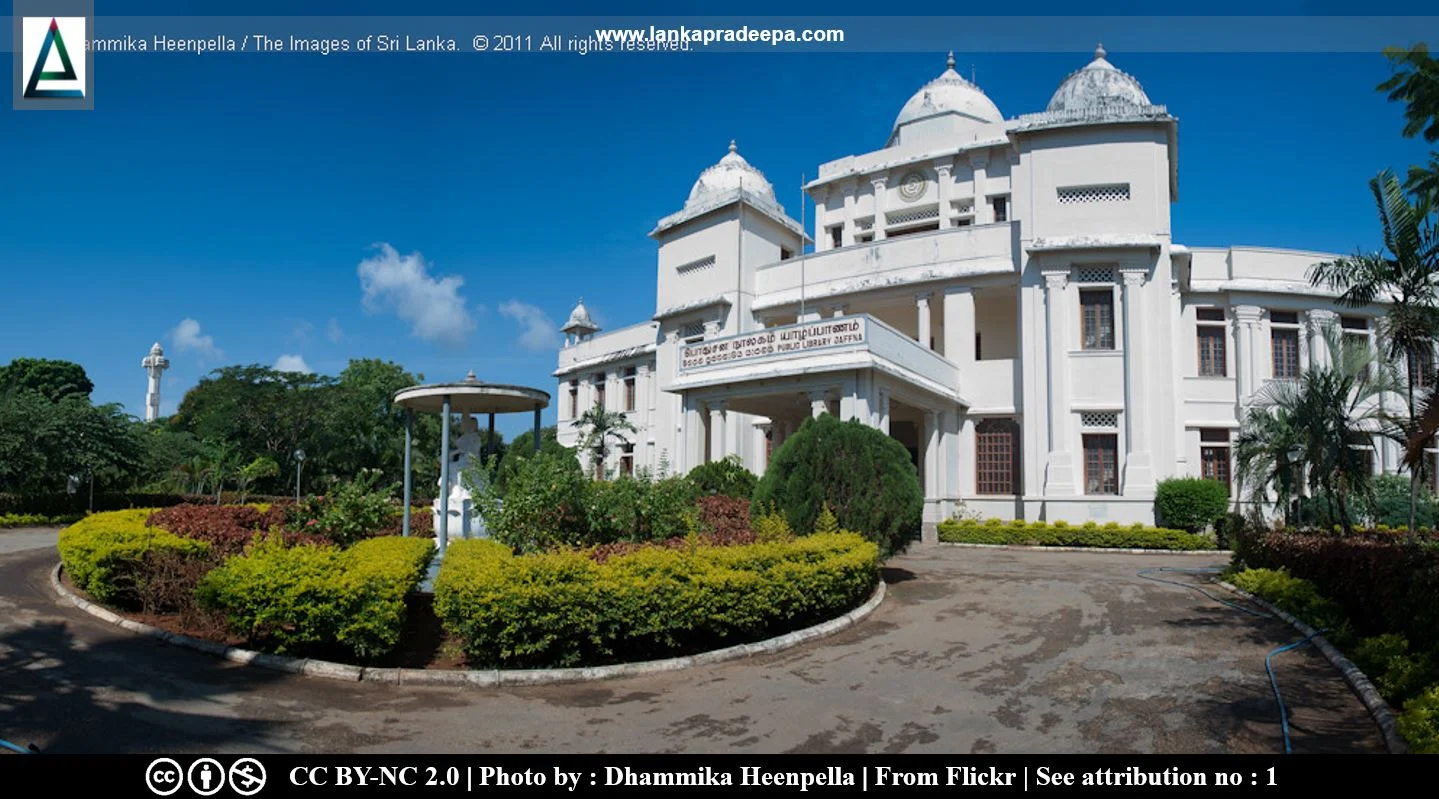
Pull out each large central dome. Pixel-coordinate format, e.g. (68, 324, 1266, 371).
(889, 53, 1003, 146)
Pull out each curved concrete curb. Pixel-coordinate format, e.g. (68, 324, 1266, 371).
(52, 563, 886, 687)
(939, 542, 1229, 556)
(1216, 579, 1408, 755)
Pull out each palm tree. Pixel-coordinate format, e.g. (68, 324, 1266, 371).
(1236, 324, 1396, 534)
(1309, 169, 1439, 540)
(572, 407, 637, 480)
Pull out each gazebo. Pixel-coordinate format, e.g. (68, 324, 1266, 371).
(393, 371, 550, 552)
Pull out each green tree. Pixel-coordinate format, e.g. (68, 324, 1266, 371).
(0, 358, 94, 402)
(1236, 324, 1396, 534)
(1310, 170, 1439, 540)
(753, 414, 922, 555)
(1379, 43, 1439, 205)
(686, 455, 758, 498)
(492, 426, 568, 495)
(236, 455, 280, 503)
(572, 407, 637, 480)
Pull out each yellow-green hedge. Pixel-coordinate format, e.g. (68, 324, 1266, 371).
(58, 509, 209, 604)
(937, 518, 1213, 550)
(197, 535, 435, 660)
(434, 532, 880, 668)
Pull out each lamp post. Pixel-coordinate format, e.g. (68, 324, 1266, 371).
(294, 448, 306, 501)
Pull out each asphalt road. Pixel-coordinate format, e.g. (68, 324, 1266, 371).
(0, 527, 1386, 754)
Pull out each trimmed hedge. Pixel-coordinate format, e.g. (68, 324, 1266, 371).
(1154, 477, 1229, 533)
(937, 518, 1213, 550)
(1228, 567, 1350, 634)
(434, 532, 879, 668)
(58, 509, 210, 605)
(1, 511, 84, 527)
(197, 536, 435, 660)
(0, 492, 295, 516)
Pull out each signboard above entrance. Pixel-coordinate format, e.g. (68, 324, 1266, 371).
(679, 316, 867, 372)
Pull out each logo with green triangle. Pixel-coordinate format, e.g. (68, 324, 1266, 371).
(24, 17, 86, 99)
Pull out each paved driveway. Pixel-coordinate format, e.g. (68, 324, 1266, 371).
(0, 529, 1384, 754)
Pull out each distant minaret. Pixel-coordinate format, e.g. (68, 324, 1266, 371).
(141, 342, 169, 422)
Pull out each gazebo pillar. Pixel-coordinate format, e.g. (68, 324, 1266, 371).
(439, 394, 452, 553)
(533, 407, 542, 453)
(487, 412, 496, 460)
(402, 409, 413, 537)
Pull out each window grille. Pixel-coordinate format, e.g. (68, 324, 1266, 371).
(855, 217, 874, 231)
(951, 199, 975, 214)
(885, 205, 940, 226)
(1080, 411, 1119, 429)
(676, 254, 716, 275)
(680, 321, 704, 340)
(1057, 184, 1131, 204)
(1073, 265, 1115, 284)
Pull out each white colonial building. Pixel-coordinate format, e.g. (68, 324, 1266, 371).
(555, 47, 1410, 538)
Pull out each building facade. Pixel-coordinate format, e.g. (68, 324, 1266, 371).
(554, 47, 1415, 538)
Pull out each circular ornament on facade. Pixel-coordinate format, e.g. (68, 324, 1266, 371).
(898, 172, 926, 202)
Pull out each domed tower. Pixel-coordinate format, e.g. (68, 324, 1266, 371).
(561, 297, 600, 347)
(887, 52, 1004, 149)
(1045, 44, 1155, 114)
(141, 342, 169, 422)
(650, 141, 806, 338)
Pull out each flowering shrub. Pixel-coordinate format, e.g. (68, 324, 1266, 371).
(284, 469, 398, 546)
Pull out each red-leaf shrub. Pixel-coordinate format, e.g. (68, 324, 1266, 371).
(1237, 529, 1439, 649)
(696, 495, 752, 538)
(146, 504, 321, 555)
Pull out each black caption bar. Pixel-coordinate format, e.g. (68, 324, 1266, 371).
(0, 755, 1387, 796)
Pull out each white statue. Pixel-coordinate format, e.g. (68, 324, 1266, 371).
(434, 415, 490, 540)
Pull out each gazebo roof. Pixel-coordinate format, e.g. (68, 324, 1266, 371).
(393, 371, 550, 415)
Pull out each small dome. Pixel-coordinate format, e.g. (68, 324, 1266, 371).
(685, 141, 776, 208)
(562, 297, 599, 335)
(890, 52, 1003, 144)
(149, 342, 164, 355)
(1046, 44, 1152, 112)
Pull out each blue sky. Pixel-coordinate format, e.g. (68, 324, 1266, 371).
(2, 2, 1435, 438)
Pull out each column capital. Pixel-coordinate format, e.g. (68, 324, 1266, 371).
(1233, 304, 1265, 324)
(1043, 272, 1069, 290)
(944, 284, 974, 296)
(915, 291, 933, 306)
(1120, 269, 1147, 287)
(636, 362, 651, 376)
(1308, 308, 1339, 322)
(933, 159, 953, 177)
(870, 175, 888, 189)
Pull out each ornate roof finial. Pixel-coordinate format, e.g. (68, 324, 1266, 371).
(728, 139, 737, 154)
(946, 51, 955, 70)
(465, 370, 477, 382)
(1095, 42, 1106, 60)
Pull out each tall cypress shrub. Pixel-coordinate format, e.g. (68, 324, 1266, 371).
(753, 414, 922, 555)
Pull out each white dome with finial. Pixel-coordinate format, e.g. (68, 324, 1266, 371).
(889, 52, 1003, 145)
(562, 297, 599, 335)
(1047, 44, 1153, 112)
(685, 140, 777, 208)
(149, 341, 164, 355)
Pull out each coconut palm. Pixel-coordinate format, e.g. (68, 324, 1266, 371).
(572, 407, 637, 480)
(1309, 169, 1439, 540)
(1236, 323, 1397, 534)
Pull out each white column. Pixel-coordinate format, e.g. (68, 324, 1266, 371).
(871, 177, 888, 241)
(809, 389, 829, 418)
(829, 303, 848, 318)
(840, 180, 857, 247)
(878, 390, 891, 435)
(1234, 305, 1262, 402)
(1309, 309, 1337, 370)
(923, 410, 940, 536)
(1043, 271, 1076, 494)
(1120, 270, 1154, 493)
(957, 413, 976, 497)
(970, 153, 990, 225)
(934, 160, 953, 229)
(943, 286, 975, 368)
(916, 292, 933, 350)
(682, 394, 703, 473)
(813, 187, 830, 252)
(752, 422, 770, 474)
(636, 363, 652, 443)
(839, 373, 859, 422)
(708, 400, 727, 463)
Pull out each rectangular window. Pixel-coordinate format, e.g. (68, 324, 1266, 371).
(1410, 350, 1435, 390)
(568, 380, 578, 417)
(1271, 329, 1300, 379)
(1270, 310, 1299, 325)
(623, 367, 637, 412)
(594, 375, 606, 411)
(1083, 434, 1119, 495)
(619, 444, 635, 478)
(991, 195, 1009, 223)
(975, 419, 1019, 495)
(1197, 324, 1227, 377)
(829, 226, 843, 248)
(1080, 289, 1115, 350)
(1340, 315, 1368, 330)
(780, 248, 794, 261)
(1199, 428, 1231, 493)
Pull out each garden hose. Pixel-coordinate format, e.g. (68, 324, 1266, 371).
(1136, 566, 1320, 755)
(0, 737, 36, 754)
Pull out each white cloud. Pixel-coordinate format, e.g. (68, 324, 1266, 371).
(498, 300, 559, 353)
(274, 354, 312, 374)
(171, 318, 222, 359)
(357, 243, 474, 346)
(326, 317, 344, 344)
